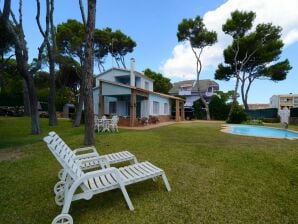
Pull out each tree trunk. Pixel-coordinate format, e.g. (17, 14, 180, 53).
(120, 56, 126, 69)
(82, 0, 96, 145)
(22, 79, 31, 116)
(73, 84, 84, 127)
(47, 0, 58, 126)
(194, 52, 210, 120)
(48, 48, 58, 126)
(240, 79, 249, 110)
(199, 91, 210, 120)
(227, 77, 240, 121)
(15, 44, 41, 134)
(26, 74, 41, 134)
(243, 78, 254, 110)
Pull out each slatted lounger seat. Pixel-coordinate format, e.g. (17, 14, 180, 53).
(44, 135, 171, 224)
(48, 132, 138, 179)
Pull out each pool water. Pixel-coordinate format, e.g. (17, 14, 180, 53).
(225, 125, 298, 139)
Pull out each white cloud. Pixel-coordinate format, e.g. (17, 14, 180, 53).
(160, 0, 298, 81)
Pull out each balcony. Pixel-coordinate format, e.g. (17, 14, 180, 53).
(205, 91, 215, 97)
(179, 90, 191, 96)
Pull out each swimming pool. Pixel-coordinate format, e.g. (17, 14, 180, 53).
(222, 125, 298, 140)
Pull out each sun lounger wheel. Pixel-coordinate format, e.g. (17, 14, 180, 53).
(54, 181, 66, 195)
(58, 169, 64, 180)
(55, 192, 65, 206)
(52, 214, 73, 224)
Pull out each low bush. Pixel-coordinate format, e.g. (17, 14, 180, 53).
(227, 105, 247, 124)
(261, 117, 280, 123)
(242, 119, 263, 125)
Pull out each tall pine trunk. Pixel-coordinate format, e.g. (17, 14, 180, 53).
(47, 0, 58, 126)
(73, 80, 84, 127)
(22, 79, 31, 116)
(25, 73, 41, 134)
(195, 55, 210, 120)
(83, 0, 96, 145)
(15, 43, 41, 134)
(1, 0, 49, 134)
(227, 77, 240, 121)
(48, 48, 58, 126)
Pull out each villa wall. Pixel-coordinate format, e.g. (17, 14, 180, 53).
(156, 115, 171, 122)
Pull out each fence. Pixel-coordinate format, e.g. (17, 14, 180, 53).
(244, 108, 278, 119)
(290, 107, 298, 125)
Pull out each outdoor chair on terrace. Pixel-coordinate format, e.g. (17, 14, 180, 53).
(94, 115, 103, 132)
(109, 115, 119, 132)
(44, 134, 171, 224)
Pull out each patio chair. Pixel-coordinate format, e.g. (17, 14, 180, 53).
(48, 132, 138, 191)
(109, 115, 119, 132)
(94, 115, 103, 132)
(44, 135, 171, 224)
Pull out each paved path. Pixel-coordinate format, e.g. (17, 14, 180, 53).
(119, 120, 224, 130)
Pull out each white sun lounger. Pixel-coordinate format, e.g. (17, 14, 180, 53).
(48, 132, 138, 181)
(44, 135, 171, 224)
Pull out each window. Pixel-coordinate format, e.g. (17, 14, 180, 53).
(164, 103, 168, 114)
(109, 102, 116, 114)
(153, 101, 159, 114)
(145, 81, 149, 90)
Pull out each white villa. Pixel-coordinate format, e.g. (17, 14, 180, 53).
(169, 79, 219, 107)
(92, 59, 185, 126)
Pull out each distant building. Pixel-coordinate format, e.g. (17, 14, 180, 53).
(169, 79, 219, 107)
(270, 94, 298, 110)
(246, 104, 270, 110)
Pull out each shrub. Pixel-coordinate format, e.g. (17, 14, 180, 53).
(55, 87, 76, 111)
(227, 104, 247, 124)
(209, 95, 230, 120)
(243, 119, 263, 125)
(261, 117, 280, 123)
(193, 99, 206, 119)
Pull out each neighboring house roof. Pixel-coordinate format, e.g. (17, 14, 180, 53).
(169, 79, 219, 94)
(95, 67, 154, 82)
(93, 79, 184, 101)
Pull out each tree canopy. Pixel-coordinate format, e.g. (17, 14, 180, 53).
(109, 29, 136, 69)
(215, 10, 292, 110)
(94, 28, 111, 72)
(143, 69, 172, 94)
(56, 20, 136, 71)
(56, 19, 86, 65)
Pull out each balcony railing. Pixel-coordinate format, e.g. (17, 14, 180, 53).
(205, 91, 215, 97)
(179, 90, 191, 96)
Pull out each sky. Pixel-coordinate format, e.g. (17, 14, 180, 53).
(4, 0, 298, 104)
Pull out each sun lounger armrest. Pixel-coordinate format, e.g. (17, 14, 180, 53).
(73, 146, 98, 154)
(77, 156, 110, 168)
(74, 152, 99, 160)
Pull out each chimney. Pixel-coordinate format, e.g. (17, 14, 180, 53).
(130, 58, 135, 87)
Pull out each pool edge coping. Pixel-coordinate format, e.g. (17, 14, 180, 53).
(220, 124, 298, 140)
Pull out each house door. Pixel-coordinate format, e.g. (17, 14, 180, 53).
(136, 102, 141, 118)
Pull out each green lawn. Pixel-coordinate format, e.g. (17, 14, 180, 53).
(0, 117, 297, 223)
